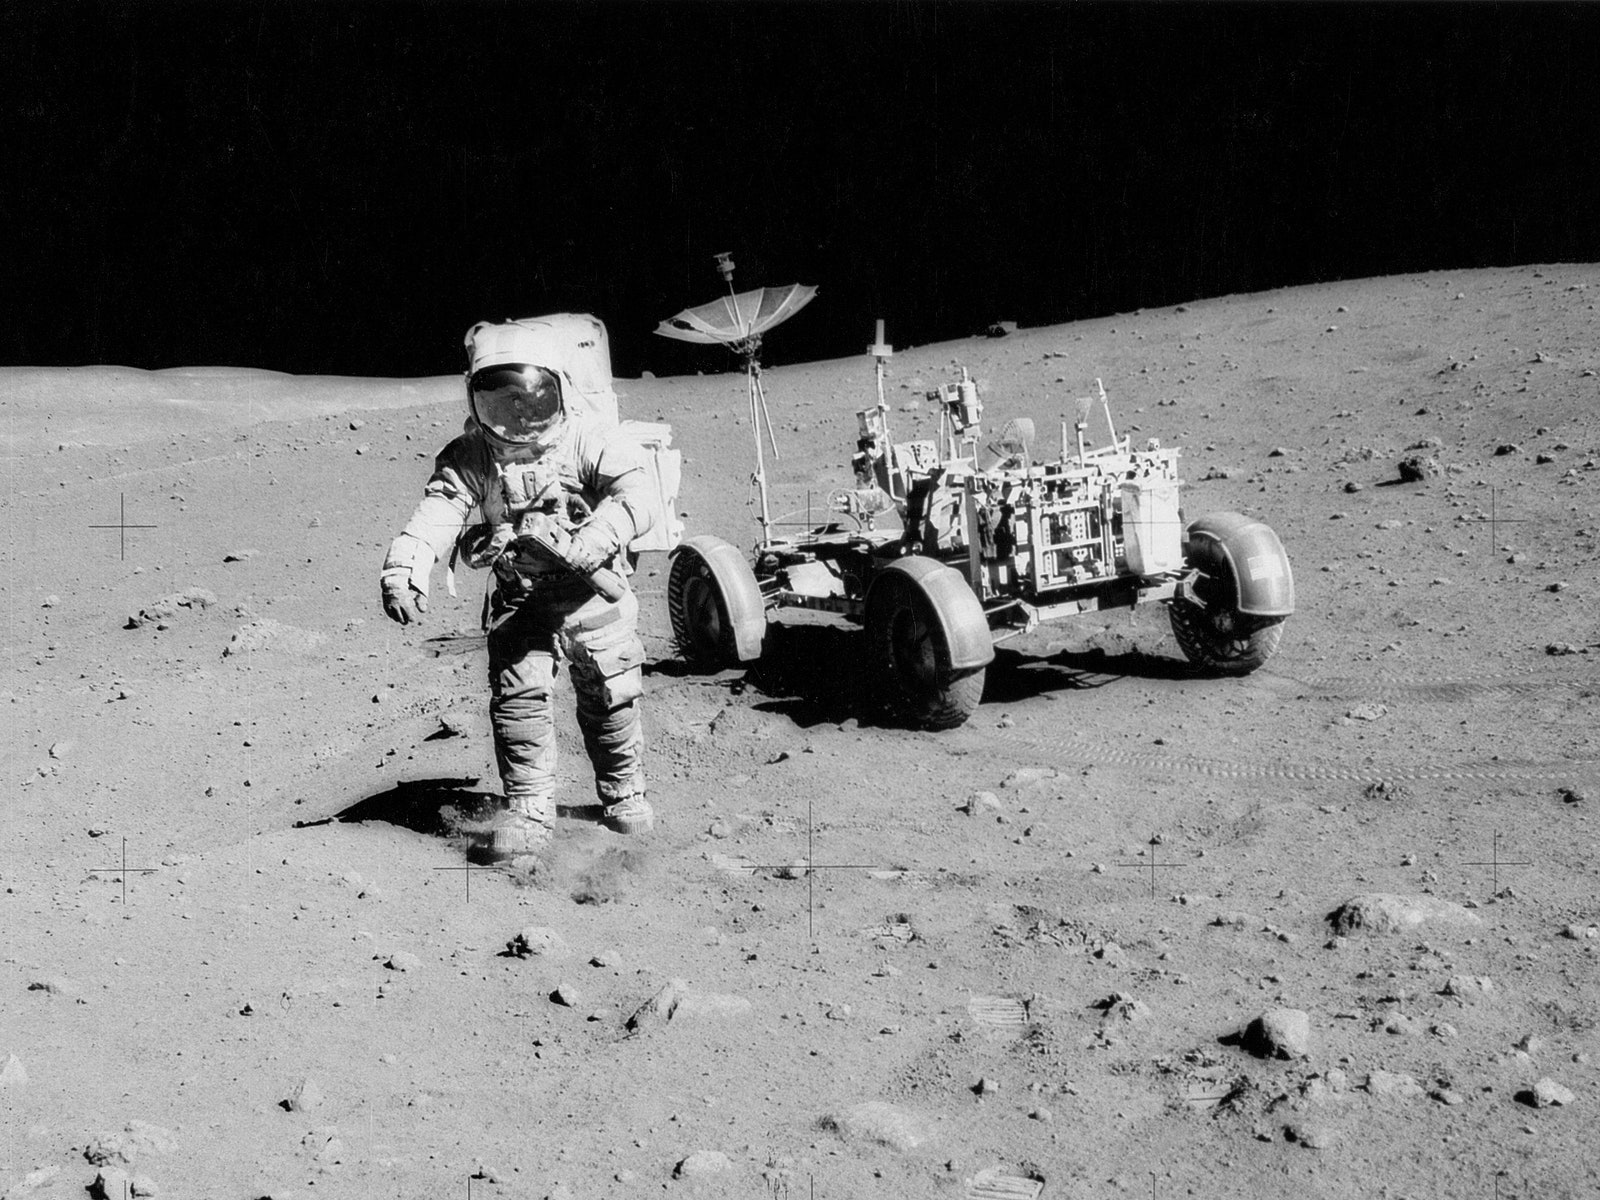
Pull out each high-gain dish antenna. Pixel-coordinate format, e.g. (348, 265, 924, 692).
(655, 253, 818, 543)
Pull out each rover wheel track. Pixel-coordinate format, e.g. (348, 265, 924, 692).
(971, 723, 1600, 782)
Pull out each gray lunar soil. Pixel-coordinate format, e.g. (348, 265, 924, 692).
(3, 264, 1599, 1199)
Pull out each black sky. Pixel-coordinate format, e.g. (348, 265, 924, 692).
(3, 1, 1597, 377)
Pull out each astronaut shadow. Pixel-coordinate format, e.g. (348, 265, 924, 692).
(983, 643, 1193, 704)
(316, 776, 498, 842)
(743, 622, 894, 729)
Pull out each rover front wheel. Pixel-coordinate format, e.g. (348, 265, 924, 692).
(668, 537, 766, 669)
(866, 570, 987, 729)
(1168, 598, 1285, 674)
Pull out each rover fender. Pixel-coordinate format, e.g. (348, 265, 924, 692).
(1184, 512, 1296, 618)
(866, 555, 995, 672)
(668, 535, 768, 664)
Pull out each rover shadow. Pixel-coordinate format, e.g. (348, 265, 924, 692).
(982, 643, 1195, 705)
(743, 621, 893, 729)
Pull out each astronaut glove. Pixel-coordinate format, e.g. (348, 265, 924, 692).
(564, 521, 618, 576)
(380, 569, 428, 625)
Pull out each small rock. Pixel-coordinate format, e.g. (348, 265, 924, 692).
(91, 1168, 131, 1200)
(1397, 455, 1440, 482)
(1442, 974, 1495, 1001)
(1494, 443, 1520, 456)
(1003, 766, 1056, 787)
(28, 975, 83, 998)
(384, 951, 421, 973)
(222, 549, 258, 562)
(1343, 480, 1365, 493)
(1365, 1069, 1424, 1098)
(223, 618, 327, 658)
(436, 709, 475, 736)
(1431, 1087, 1467, 1106)
(975, 1076, 1001, 1095)
(1284, 1121, 1338, 1150)
(674, 1150, 732, 1177)
(1242, 1007, 1313, 1060)
(1515, 1034, 1545, 1055)
(551, 980, 585, 1008)
(1329, 894, 1483, 936)
(1095, 940, 1126, 966)
(1346, 702, 1388, 722)
(349, 419, 365, 430)
(509, 926, 570, 960)
(1530, 1078, 1575, 1108)
(821, 1101, 930, 1152)
(283, 1077, 325, 1112)
(1102, 997, 1152, 1026)
(84, 1120, 178, 1165)
(42, 594, 60, 607)
(625, 978, 683, 1032)
(959, 791, 1001, 815)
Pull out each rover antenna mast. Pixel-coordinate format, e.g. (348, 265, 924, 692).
(655, 254, 818, 545)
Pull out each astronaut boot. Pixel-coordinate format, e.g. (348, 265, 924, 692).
(488, 794, 555, 858)
(601, 788, 653, 835)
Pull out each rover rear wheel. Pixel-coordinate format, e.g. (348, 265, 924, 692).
(867, 570, 987, 729)
(1168, 597, 1285, 674)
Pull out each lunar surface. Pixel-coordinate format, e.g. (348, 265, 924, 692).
(3, 264, 1597, 1198)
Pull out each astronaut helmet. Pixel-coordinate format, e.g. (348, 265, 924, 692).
(464, 320, 570, 450)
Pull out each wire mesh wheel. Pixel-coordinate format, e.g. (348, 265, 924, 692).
(867, 570, 985, 729)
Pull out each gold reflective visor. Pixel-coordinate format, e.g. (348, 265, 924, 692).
(470, 366, 562, 443)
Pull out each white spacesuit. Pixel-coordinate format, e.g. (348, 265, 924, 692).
(380, 320, 656, 857)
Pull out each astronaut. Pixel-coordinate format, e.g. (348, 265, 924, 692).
(379, 320, 655, 857)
